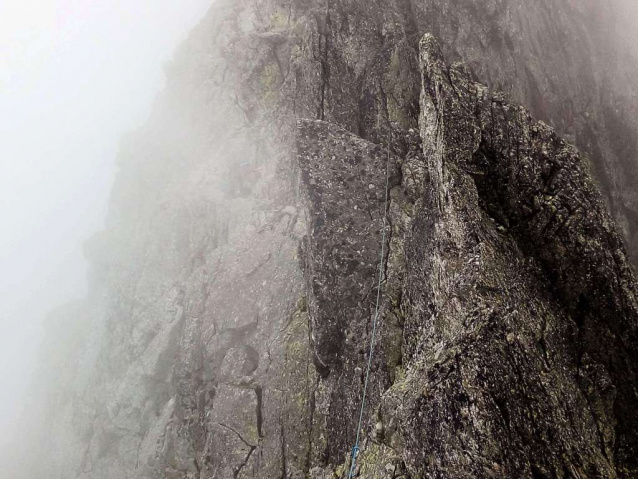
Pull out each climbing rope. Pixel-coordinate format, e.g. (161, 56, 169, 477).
(347, 134, 392, 478)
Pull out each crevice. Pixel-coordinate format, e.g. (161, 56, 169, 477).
(245, 252, 272, 277)
(491, 393, 511, 433)
(378, 76, 391, 133)
(280, 416, 287, 479)
(234, 445, 257, 479)
(396, 0, 420, 40)
(316, 1, 332, 120)
(219, 423, 257, 448)
(305, 375, 320, 473)
(255, 385, 264, 438)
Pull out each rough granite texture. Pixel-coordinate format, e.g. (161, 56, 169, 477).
(10, 1, 638, 479)
(382, 34, 638, 478)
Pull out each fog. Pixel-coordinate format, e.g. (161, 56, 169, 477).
(0, 0, 213, 451)
(1, 0, 637, 472)
(618, 0, 638, 53)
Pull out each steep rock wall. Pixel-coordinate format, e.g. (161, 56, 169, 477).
(296, 32, 638, 475)
(18, 1, 638, 478)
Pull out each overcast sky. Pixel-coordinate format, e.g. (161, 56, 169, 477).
(0, 0, 213, 448)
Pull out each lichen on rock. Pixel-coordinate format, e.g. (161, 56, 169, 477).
(15, 1, 638, 478)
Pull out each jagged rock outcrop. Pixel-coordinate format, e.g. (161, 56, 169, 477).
(296, 34, 638, 477)
(387, 34, 638, 478)
(14, 1, 638, 478)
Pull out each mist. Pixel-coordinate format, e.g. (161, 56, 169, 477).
(0, 0, 213, 454)
(618, 0, 638, 53)
(2, 0, 638, 476)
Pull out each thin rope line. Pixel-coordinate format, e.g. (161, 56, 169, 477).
(348, 134, 392, 478)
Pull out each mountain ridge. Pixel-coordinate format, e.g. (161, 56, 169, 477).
(13, 1, 638, 478)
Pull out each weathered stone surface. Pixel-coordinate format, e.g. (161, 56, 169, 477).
(297, 119, 406, 466)
(12, 1, 638, 478)
(376, 34, 638, 479)
(280, 0, 638, 262)
(298, 120, 401, 372)
(293, 35, 638, 478)
(17, 2, 319, 477)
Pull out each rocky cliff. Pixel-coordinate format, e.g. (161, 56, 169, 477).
(17, 1, 638, 478)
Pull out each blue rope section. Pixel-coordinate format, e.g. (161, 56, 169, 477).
(347, 135, 392, 478)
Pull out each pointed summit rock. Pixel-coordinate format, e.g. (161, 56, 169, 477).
(379, 33, 638, 478)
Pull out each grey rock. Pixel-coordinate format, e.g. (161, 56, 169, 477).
(12, 1, 638, 479)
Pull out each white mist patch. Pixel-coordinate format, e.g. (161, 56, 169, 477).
(0, 0, 214, 460)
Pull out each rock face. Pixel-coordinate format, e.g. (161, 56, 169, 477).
(389, 34, 638, 478)
(15, 1, 638, 479)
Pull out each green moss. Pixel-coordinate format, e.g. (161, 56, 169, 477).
(269, 8, 289, 30)
(287, 339, 304, 357)
(334, 463, 347, 478)
(291, 43, 302, 58)
(356, 443, 400, 478)
(384, 311, 404, 383)
(258, 62, 281, 107)
(393, 365, 407, 384)
(297, 296, 308, 313)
